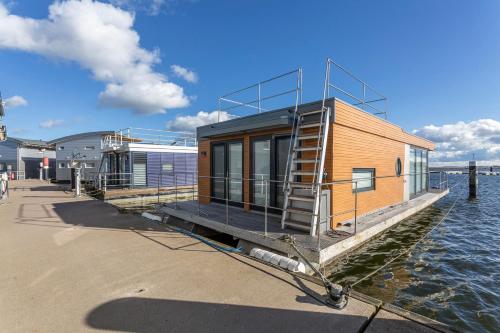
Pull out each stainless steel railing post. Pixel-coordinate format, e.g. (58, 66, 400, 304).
(264, 179, 268, 236)
(174, 174, 178, 209)
(157, 174, 161, 204)
(225, 177, 229, 225)
(354, 181, 358, 235)
(317, 183, 322, 252)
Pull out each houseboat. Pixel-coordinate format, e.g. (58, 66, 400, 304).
(95, 128, 198, 198)
(159, 59, 449, 266)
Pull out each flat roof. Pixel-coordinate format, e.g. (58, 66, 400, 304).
(197, 99, 333, 139)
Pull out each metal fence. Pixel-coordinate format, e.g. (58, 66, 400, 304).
(104, 128, 197, 148)
(161, 170, 451, 249)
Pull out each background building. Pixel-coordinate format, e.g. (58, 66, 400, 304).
(0, 137, 55, 178)
(48, 131, 113, 182)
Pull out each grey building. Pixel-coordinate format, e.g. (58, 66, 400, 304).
(0, 137, 56, 179)
(48, 131, 113, 182)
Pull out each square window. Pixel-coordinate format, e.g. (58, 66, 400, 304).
(84, 162, 95, 168)
(58, 146, 64, 150)
(84, 146, 95, 150)
(59, 162, 66, 168)
(352, 168, 375, 192)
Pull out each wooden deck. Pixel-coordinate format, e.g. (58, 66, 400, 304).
(159, 190, 449, 265)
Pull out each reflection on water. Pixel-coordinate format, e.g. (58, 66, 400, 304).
(326, 175, 500, 333)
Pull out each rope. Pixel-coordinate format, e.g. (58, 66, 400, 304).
(351, 178, 466, 288)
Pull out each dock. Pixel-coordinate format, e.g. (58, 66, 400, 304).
(0, 180, 453, 332)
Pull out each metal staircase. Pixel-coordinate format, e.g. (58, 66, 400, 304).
(281, 62, 332, 236)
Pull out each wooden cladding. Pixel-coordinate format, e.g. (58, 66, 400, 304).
(197, 98, 434, 228)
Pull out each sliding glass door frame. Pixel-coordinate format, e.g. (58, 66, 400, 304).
(409, 146, 429, 199)
(210, 140, 244, 207)
(250, 134, 294, 213)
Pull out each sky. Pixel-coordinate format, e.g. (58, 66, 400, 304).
(1, 0, 500, 163)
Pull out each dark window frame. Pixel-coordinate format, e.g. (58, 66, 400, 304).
(210, 139, 244, 207)
(249, 134, 295, 212)
(352, 168, 376, 193)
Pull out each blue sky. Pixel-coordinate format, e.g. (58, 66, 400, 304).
(1, 0, 500, 162)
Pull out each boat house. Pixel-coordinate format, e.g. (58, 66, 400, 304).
(157, 60, 449, 266)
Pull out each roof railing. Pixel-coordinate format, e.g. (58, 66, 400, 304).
(217, 68, 303, 122)
(326, 58, 388, 119)
(104, 127, 197, 148)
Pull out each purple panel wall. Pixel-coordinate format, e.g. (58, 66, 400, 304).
(146, 151, 197, 188)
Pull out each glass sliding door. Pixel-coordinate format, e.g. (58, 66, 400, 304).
(228, 142, 243, 203)
(252, 139, 271, 206)
(212, 144, 225, 200)
(409, 148, 416, 196)
(415, 149, 422, 193)
(409, 147, 429, 198)
(211, 141, 243, 205)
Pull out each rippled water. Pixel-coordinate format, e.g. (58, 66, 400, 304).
(326, 175, 500, 333)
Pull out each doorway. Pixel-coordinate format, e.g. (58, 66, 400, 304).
(211, 141, 243, 206)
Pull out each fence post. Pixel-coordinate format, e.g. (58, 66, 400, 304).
(175, 174, 178, 209)
(225, 177, 229, 225)
(354, 182, 358, 235)
(197, 174, 201, 216)
(103, 174, 107, 192)
(264, 180, 268, 236)
(439, 172, 442, 191)
(157, 174, 161, 204)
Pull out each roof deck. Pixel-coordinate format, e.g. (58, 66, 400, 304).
(104, 127, 197, 152)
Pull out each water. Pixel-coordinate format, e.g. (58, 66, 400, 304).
(326, 175, 500, 333)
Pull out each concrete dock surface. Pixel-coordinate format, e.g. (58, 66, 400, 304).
(0, 180, 449, 333)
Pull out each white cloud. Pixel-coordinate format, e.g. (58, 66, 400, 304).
(171, 65, 198, 83)
(3, 95, 28, 108)
(39, 119, 64, 128)
(166, 110, 235, 131)
(110, 0, 165, 15)
(413, 119, 500, 162)
(0, 1, 190, 114)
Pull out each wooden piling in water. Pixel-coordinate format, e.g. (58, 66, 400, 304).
(469, 161, 478, 198)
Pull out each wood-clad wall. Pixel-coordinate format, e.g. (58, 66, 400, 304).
(197, 98, 434, 228)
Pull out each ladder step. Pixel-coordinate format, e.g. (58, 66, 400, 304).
(293, 159, 319, 164)
(286, 207, 314, 215)
(298, 135, 319, 140)
(299, 122, 322, 129)
(294, 147, 321, 152)
(284, 219, 311, 232)
(288, 194, 315, 202)
(291, 171, 315, 176)
(289, 183, 315, 189)
(300, 109, 323, 116)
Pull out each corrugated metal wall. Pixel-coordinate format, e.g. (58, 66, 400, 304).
(146, 152, 197, 187)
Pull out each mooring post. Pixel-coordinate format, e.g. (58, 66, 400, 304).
(469, 161, 478, 198)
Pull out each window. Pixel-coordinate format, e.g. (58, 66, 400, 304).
(84, 146, 96, 150)
(84, 162, 95, 168)
(59, 162, 66, 168)
(58, 146, 64, 150)
(352, 168, 375, 192)
(162, 163, 173, 172)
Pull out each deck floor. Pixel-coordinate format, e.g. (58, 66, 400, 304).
(160, 190, 448, 263)
(160, 201, 347, 252)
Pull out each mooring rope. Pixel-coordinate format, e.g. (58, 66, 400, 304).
(351, 178, 466, 288)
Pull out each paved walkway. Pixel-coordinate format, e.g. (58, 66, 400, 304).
(0, 180, 444, 332)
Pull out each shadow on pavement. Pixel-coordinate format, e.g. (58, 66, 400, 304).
(85, 297, 367, 333)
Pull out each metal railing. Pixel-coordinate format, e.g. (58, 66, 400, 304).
(163, 170, 451, 250)
(104, 128, 197, 148)
(217, 68, 303, 121)
(326, 58, 388, 119)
